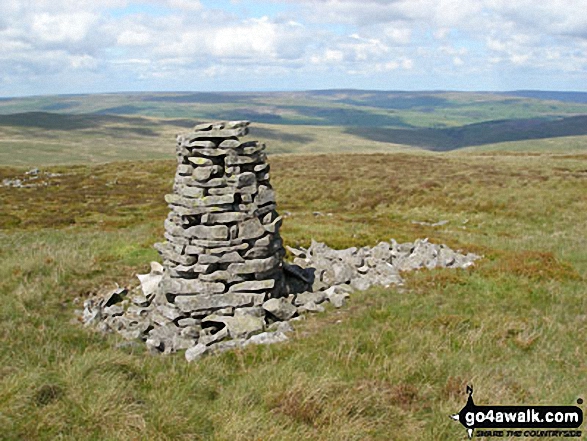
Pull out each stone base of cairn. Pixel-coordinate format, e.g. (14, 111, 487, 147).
(79, 120, 481, 362)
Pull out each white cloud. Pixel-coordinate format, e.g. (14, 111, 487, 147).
(210, 17, 278, 58)
(167, 0, 202, 11)
(0, 0, 586, 95)
(117, 29, 152, 46)
(32, 13, 97, 44)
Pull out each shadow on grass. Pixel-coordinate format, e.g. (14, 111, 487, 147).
(345, 115, 587, 150)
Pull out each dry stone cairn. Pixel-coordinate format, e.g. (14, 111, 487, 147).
(155, 120, 285, 315)
(79, 120, 481, 362)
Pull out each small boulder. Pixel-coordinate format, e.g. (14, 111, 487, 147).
(297, 301, 324, 314)
(262, 298, 297, 321)
(186, 343, 208, 362)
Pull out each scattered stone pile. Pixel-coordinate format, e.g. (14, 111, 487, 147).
(78, 121, 480, 362)
(1, 168, 62, 188)
(285, 237, 479, 294)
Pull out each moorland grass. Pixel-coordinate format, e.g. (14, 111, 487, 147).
(0, 151, 586, 440)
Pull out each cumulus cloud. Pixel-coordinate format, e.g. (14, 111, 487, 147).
(0, 0, 585, 95)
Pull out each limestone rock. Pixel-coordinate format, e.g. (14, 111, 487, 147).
(293, 291, 327, 306)
(186, 343, 208, 362)
(245, 331, 288, 346)
(174, 292, 256, 313)
(297, 301, 325, 314)
(203, 314, 265, 339)
(262, 298, 297, 321)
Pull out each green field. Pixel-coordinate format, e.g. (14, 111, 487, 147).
(1, 91, 586, 440)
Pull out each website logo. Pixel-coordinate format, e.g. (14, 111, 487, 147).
(450, 386, 583, 439)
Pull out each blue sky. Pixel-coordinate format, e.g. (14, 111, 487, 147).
(0, 0, 586, 97)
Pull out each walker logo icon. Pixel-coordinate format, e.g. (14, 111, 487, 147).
(450, 386, 583, 439)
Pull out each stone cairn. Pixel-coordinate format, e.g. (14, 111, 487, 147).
(156, 120, 285, 316)
(80, 120, 481, 362)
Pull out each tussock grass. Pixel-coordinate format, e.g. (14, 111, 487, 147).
(1, 150, 586, 440)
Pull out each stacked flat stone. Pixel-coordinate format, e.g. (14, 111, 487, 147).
(154, 121, 286, 318)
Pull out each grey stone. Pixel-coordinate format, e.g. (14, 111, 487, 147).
(285, 246, 306, 258)
(203, 314, 265, 339)
(172, 335, 197, 351)
(254, 163, 269, 172)
(201, 212, 246, 224)
(147, 323, 182, 353)
(234, 307, 265, 318)
(187, 157, 213, 167)
(181, 325, 202, 338)
(218, 139, 241, 148)
(187, 242, 248, 255)
(193, 166, 217, 181)
(177, 164, 193, 176)
(160, 278, 226, 296)
(198, 254, 220, 264)
(256, 185, 275, 206)
(229, 279, 275, 293)
(154, 243, 197, 265)
(103, 304, 124, 317)
(218, 251, 244, 263)
(189, 148, 229, 157)
(130, 293, 149, 307)
(185, 343, 208, 362)
(174, 293, 255, 312)
(262, 298, 297, 320)
(238, 217, 265, 240)
(350, 277, 373, 291)
(371, 242, 392, 261)
(267, 320, 294, 334)
(184, 139, 216, 148)
(186, 224, 229, 241)
(231, 172, 256, 187)
(199, 326, 229, 346)
(199, 270, 245, 283)
(191, 238, 244, 248)
(208, 339, 247, 354)
(328, 293, 347, 308)
(168, 263, 212, 277)
(157, 303, 183, 321)
(165, 194, 234, 209)
(243, 143, 265, 155)
(185, 177, 228, 188)
(263, 216, 282, 234)
(297, 301, 325, 314)
(331, 262, 355, 284)
(190, 127, 248, 139)
(245, 331, 288, 346)
(293, 291, 327, 306)
(228, 255, 281, 275)
(177, 317, 200, 327)
(178, 186, 205, 198)
(225, 155, 255, 166)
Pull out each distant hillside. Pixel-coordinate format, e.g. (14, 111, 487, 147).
(504, 90, 587, 104)
(345, 115, 587, 151)
(1, 90, 587, 162)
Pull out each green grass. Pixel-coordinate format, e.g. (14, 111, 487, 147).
(1, 150, 586, 440)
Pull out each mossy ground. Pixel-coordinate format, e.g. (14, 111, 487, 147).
(1, 151, 586, 440)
